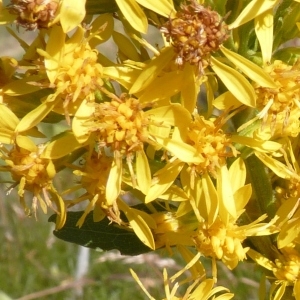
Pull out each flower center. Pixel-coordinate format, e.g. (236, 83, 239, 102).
(8, 0, 59, 30)
(89, 95, 150, 155)
(187, 115, 237, 177)
(160, 0, 228, 74)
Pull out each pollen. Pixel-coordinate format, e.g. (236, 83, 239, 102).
(160, 0, 229, 74)
(8, 0, 59, 30)
(187, 115, 237, 178)
(254, 60, 300, 135)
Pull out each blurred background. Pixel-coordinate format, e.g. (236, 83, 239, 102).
(0, 1, 263, 299)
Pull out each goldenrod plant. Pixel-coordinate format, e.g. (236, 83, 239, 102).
(1, 0, 300, 298)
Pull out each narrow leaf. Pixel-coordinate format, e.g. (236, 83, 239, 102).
(49, 211, 152, 255)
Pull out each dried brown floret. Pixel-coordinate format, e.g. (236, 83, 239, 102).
(161, 0, 229, 74)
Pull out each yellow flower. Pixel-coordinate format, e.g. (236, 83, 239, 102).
(68, 149, 115, 227)
(36, 24, 105, 124)
(115, 0, 175, 33)
(160, 0, 229, 75)
(0, 136, 66, 229)
(131, 257, 234, 300)
(248, 246, 300, 300)
(192, 213, 276, 271)
(146, 113, 238, 203)
(253, 60, 300, 136)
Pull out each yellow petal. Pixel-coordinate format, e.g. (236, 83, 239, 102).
(255, 152, 294, 179)
(201, 172, 218, 225)
(15, 100, 58, 133)
(43, 26, 66, 83)
(277, 217, 300, 249)
(41, 131, 86, 159)
(49, 189, 66, 229)
(145, 160, 184, 203)
(129, 46, 175, 94)
(106, 158, 122, 205)
(234, 184, 252, 212)
(72, 100, 94, 144)
(229, 0, 280, 29)
(115, 0, 148, 33)
(211, 56, 256, 107)
(136, 0, 175, 18)
(59, 0, 86, 33)
(0, 104, 19, 130)
(181, 64, 198, 113)
(15, 135, 37, 152)
(136, 150, 151, 195)
(145, 104, 192, 138)
(103, 66, 142, 90)
(229, 158, 246, 193)
(0, 128, 14, 144)
(220, 46, 276, 88)
(213, 91, 242, 110)
(231, 135, 282, 152)
(217, 165, 236, 222)
(154, 136, 204, 164)
(254, 9, 273, 64)
(247, 249, 274, 271)
(138, 70, 183, 104)
(118, 199, 155, 249)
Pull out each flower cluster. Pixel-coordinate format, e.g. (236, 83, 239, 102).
(1, 0, 300, 299)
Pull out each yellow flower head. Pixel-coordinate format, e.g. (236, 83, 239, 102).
(248, 246, 300, 300)
(0, 138, 66, 228)
(254, 60, 300, 135)
(88, 94, 150, 155)
(39, 25, 104, 122)
(160, 0, 229, 74)
(8, 0, 59, 30)
(273, 247, 300, 283)
(77, 150, 113, 197)
(193, 216, 248, 270)
(4, 142, 55, 194)
(186, 115, 237, 178)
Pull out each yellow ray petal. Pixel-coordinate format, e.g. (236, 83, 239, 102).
(136, 150, 151, 195)
(136, 0, 175, 18)
(106, 158, 122, 205)
(220, 46, 276, 87)
(229, 0, 280, 29)
(211, 56, 256, 107)
(115, 0, 148, 33)
(129, 46, 175, 94)
(254, 9, 273, 64)
(59, 0, 86, 33)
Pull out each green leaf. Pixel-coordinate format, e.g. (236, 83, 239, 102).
(49, 211, 152, 255)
